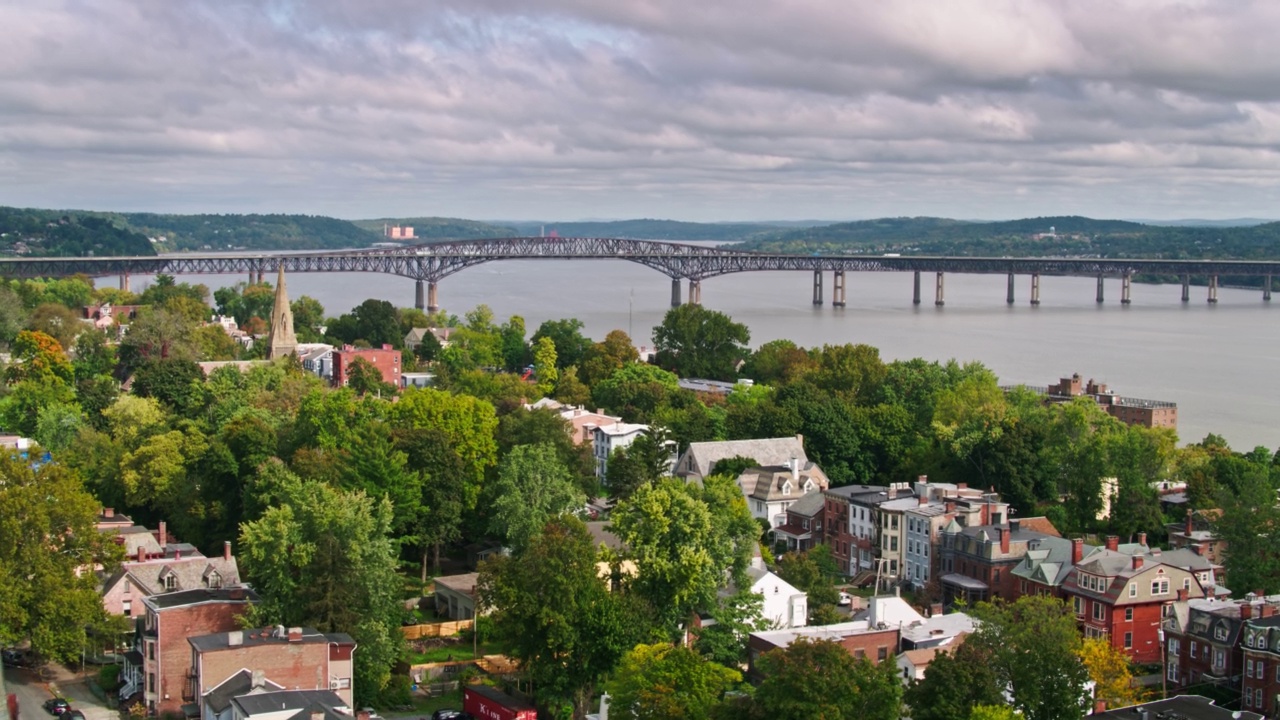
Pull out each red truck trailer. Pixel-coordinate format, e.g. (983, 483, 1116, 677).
(463, 685, 537, 720)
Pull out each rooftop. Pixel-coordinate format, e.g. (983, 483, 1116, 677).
(144, 586, 258, 610)
(1090, 696, 1261, 720)
(190, 626, 354, 652)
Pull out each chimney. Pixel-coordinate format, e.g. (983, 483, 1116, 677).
(251, 669, 265, 689)
(288, 627, 303, 642)
(1191, 545, 1202, 556)
(159, 521, 167, 549)
(174, 550, 181, 561)
(224, 541, 232, 561)
(137, 546, 146, 563)
(1072, 538, 1084, 564)
(227, 631, 243, 647)
(229, 587, 245, 600)
(1094, 700, 1107, 714)
(1138, 532, 1147, 547)
(103, 507, 114, 518)
(1010, 518, 1021, 534)
(790, 457, 799, 482)
(1105, 535, 1119, 552)
(1242, 604, 1253, 620)
(1185, 509, 1194, 536)
(945, 502, 956, 513)
(919, 494, 929, 506)
(1177, 588, 1189, 602)
(1262, 605, 1277, 619)
(999, 527, 1010, 554)
(1132, 555, 1144, 570)
(957, 483, 968, 490)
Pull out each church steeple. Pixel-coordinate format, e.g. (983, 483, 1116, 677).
(266, 266, 298, 360)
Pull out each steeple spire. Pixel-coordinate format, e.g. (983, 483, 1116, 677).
(266, 266, 298, 360)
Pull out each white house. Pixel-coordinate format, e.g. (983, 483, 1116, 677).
(741, 566, 808, 629)
(592, 422, 649, 478)
(737, 460, 829, 529)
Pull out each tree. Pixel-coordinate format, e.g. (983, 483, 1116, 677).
(652, 305, 750, 381)
(0, 451, 123, 663)
(238, 469, 403, 705)
(532, 335, 558, 396)
(6, 330, 73, 386)
(390, 388, 498, 509)
(488, 443, 587, 553)
(291, 295, 326, 342)
(0, 286, 30, 347)
(693, 588, 768, 667)
(553, 365, 592, 406)
(393, 428, 468, 579)
(970, 595, 1091, 720)
(1078, 637, 1144, 710)
(28, 303, 85, 350)
(500, 315, 528, 372)
(592, 363, 680, 421)
(346, 356, 395, 396)
(607, 643, 740, 720)
(131, 358, 205, 415)
(117, 307, 199, 372)
(497, 408, 595, 494)
(532, 318, 591, 370)
(580, 329, 639, 387)
(904, 641, 1005, 720)
(777, 548, 840, 613)
(478, 516, 638, 717)
(73, 330, 117, 380)
(752, 638, 903, 720)
(1213, 467, 1280, 594)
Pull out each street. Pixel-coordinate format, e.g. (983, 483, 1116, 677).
(3, 664, 115, 720)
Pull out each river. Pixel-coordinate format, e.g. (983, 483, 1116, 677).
(118, 255, 1279, 451)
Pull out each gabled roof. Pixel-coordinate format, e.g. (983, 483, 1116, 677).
(677, 436, 806, 479)
(104, 555, 241, 598)
(203, 669, 285, 714)
(739, 463, 828, 502)
(1012, 536, 1095, 587)
(231, 689, 350, 720)
(784, 492, 826, 519)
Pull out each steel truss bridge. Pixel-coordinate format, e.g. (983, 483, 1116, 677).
(2, 237, 1277, 310)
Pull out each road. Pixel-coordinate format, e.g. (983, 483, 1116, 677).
(3, 664, 114, 720)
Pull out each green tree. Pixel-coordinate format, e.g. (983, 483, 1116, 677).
(346, 356, 396, 396)
(693, 588, 768, 667)
(904, 641, 1005, 720)
(742, 338, 815, 385)
(28, 303, 85, 350)
(553, 365, 592, 406)
(73, 330, 118, 380)
(580, 329, 639, 387)
(607, 643, 741, 720)
(478, 516, 638, 717)
(532, 318, 592, 370)
(0, 451, 123, 662)
(752, 638, 903, 720)
(488, 443, 587, 553)
(1213, 467, 1280, 594)
(497, 408, 595, 495)
(6, 330, 73, 386)
(131, 358, 205, 415)
(390, 387, 499, 509)
(532, 335, 559, 396)
(393, 428, 468, 579)
(291, 295, 326, 342)
(592, 363, 680, 421)
(0, 286, 30, 347)
(970, 595, 1090, 720)
(500, 315, 528, 372)
(117, 307, 199, 372)
(238, 470, 403, 705)
(652, 305, 750, 381)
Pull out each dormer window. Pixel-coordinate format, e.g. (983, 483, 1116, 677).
(782, 482, 792, 496)
(1215, 626, 1228, 641)
(206, 571, 221, 589)
(164, 575, 177, 591)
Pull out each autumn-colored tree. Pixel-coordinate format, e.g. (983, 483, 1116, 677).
(5, 330, 73, 385)
(1078, 637, 1144, 708)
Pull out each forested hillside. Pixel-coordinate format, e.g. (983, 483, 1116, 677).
(351, 217, 517, 239)
(121, 212, 380, 251)
(0, 207, 156, 257)
(505, 218, 799, 242)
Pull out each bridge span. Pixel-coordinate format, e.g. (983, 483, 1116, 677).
(1, 237, 1276, 310)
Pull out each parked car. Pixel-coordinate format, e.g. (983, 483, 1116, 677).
(66, 710, 86, 720)
(43, 698, 71, 716)
(431, 711, 474, 720)
(837, 592, 853, 606)
(2, 648, 33, 667)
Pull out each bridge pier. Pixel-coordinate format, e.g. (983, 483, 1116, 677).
(1208, 275, 1219, 303)
(256, 270, 264, 284)
(1266, 276, 1273, 302)
(427, 281, 439, 313)
(688, 279, 702, 305)
(1096, 275, 1104, 303)
(415, 280, 425, 311)
(1121, 275, 1132, 305)
(1006, 273, 1015, 304)
(935, 272, 945, 306)
(812, 270, 824, 306)
(1181, 275, 1190, 303)
(832, 271, 846, 307)
(1030, 273, 1041, 305)
(912, 271, 921, 305)
(119, 272, 130, 293)
(671, 278, 682, 308)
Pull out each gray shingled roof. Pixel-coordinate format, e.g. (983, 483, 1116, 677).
(677, 436, 806, 479)
(104, 554, 240, 598)
(785, 491, 825, 519)
(145, 587, 259, 610)
(739, 462, 828, 502)
(231, 689, 349, 720)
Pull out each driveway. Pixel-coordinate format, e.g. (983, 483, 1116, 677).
(3, 664, 115, 720)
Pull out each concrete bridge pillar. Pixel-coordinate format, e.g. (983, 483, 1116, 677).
(812, 270, 824, 306)
(1181, 275, 1190, 303)
(1208, 275, 1219, 303)
(427, 281, 439, 313)
(1030, 273, 1041, 305)
(256, 269, 264, 284)
(1265, 275, 1273, 301)
(1096, 275, 1104, 303)
(934, 272, 945, 306)
(833, 271, 846, 307)
(671, 278, 682, 307)
(119, 272, 130, 293)
(415, 280, 425, 311)
(688, 279, 702, 305)
(912, 271, 921, 305)
(1121, 275, 1132, 305)
(1006, 273, 1015, 304)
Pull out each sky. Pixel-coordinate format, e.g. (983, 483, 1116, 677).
(3, 1, 1280, 222)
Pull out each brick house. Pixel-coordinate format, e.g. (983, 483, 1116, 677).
(1164, 597, 1280, 699)
(1168, 510, 1226, 566)
(188, 626, 357, 718)
(772, 492, 825, 553)
(332, 344, 401, 388)
(1064, 547, 1206, 664)
(1240, 609, 1280, 715)
(101, 530, 240, 619)
(121, 587, 258, 717)
(937, 517, 1061, 608)
(821, 484, 891, 578)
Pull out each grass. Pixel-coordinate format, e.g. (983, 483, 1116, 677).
(406, 639, 508, 665)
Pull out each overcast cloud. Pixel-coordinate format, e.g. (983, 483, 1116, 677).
(2, 0, 1279, 221)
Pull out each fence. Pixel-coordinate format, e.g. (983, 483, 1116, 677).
(402, 619, 474, 640)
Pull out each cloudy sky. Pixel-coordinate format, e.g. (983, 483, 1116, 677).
(3, 1, 1279, 222)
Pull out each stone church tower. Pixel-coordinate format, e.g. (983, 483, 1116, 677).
(266, 266, 298, 360)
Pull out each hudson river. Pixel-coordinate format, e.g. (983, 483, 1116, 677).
(128, 256, 1279, 451)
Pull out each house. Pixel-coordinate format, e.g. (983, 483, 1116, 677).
(188, 626, 357, 718)
(1090, 696, 1261, 720)
(1165, 596, 1280, 695)
(937, 517, 1061, 609)
(404, 327, 451, 352)
(772, 492, 825, 553)
(521, 401, 625, 446)
(747, 595, 925, 678)
(332, 345, 401, 389)
(896, 635, 967, 684)
(296, 344, 335, 380)
(200, 670, 284, 720)
(1238, 604, 1280, 714)
(1063, 541, 1207, 663)
(737, 460, 829, 529)
(1013, 536, 1096, 599)
(735, 566, 807, 629)
(121, 587, 259, 717)
(433, 573, 481, 620)
(229, 688, 356, 720)
(96, 507, 135, 532)
(1168, 510, 1225, 566)
(585, 521, 637, 588)
(101, 532, 241, 619)
(901, 482, 1002, 592)
(674, 435, 807, 482)
(593, 422, 650, 478)
(400, 372, 434, 389)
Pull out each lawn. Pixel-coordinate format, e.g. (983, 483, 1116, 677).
(406, 639, 508, 665)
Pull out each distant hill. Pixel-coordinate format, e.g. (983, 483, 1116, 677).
(351, 217, 517, 240)
(503, 219, 801, 242)
(120, 213, 380, 252)
(0, 206, 156, 257)
(730, 215, 1280, 260)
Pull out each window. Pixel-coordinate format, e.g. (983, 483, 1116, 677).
(1169, 638, 1180, 654)
(164, 574, 177, 591)
(1167, 663, 1179, 682)
(854, 649, 865, 659)
(1151, 578, 1170, 595)
(1125, 608, 1133, 621)
(1248, 660, 1256, 679)
(1092, 602, 1106, 622)
(147, 642, 155, 661)
(994, 569, 1001, 583)
(148, 674, 155, 693)
(1190, 641, 1198, 657)
(1129, 583, 1137, 598)
(1259, 660, 1266, 677)
(1124, 632, 1133, 649)
(1275, 665, 1280, 683)
(1214, 650, 1225, 669)
(1215, 626, 1228, 641)
(122, 600, 131, 615)
(877, 647, 888, 662)
(1073, 596, 1084, 616)
(1183, 578, 1192, 590)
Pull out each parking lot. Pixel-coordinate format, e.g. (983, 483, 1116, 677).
(3, 663, 115, 720)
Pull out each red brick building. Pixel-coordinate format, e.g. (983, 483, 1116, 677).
(189, 626, 357, 717)
(937, 517, 1062, 608)
(332, 344, 401, 388)
(1240, 612, 1280, 715)
(121, 588, 258, 717)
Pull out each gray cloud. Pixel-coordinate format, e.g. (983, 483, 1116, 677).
(1, 0, 1278, 220)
